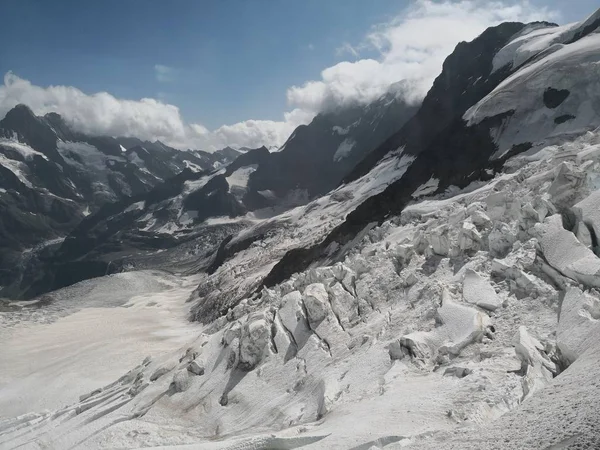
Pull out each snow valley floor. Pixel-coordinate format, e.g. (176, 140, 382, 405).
(0, 271, 200, 417)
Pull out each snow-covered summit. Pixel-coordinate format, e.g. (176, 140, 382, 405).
(466, 8, 600, 158)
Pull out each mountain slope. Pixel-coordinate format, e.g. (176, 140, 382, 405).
(245, 84, 418, 208)
(264, 12, 600, 287)
(2, 8, 600, 449)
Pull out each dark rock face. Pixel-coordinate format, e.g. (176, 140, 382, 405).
(555, 114, 576, 125)
(244, 88, 418, 208)
(564, 9, 600, 44)
(9, 15, 591, 301)
(344, 22, 529, 184)
(1, 105, 64, 161)
(182, 174, 245, 222)
(543, 88, 570, 109)
(224, 146, 270, 176)
(11, 160, 250, 298)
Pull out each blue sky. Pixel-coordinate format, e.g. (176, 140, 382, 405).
(0, 0, 597, 150)
(1, 0, 402, 127)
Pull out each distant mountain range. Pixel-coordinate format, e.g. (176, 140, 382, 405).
(0, 106, 242, 293)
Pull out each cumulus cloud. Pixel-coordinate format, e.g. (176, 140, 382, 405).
(0, 72, 310, 151)
(0, 72, 188, 142)
(0, 1, 559, 151)
(288, 0, 559, 112)
(181, 108, 313, 151)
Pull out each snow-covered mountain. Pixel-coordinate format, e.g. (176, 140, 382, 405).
(0, 106, 243, 296)
(243, 84, 418, 208)
(9, 86, 418, 299)
(268, 13, 600, 285)
(2, 7, 600, 450)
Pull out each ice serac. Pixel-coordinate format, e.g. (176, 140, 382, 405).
(573, 189, 600, 250)
(536, 214, 600, 287)
(557, 287, 600, 364)
(4, 8, 600, 450)
(400, 289, 492, 364)
(462, 269, 502, 311)
(513, 326, 557, 399)
(238, 312, 271, 370)
(6, 114, 600, 449)
(262, 21, 541, 287)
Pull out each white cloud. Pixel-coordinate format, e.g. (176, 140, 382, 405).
(0, 1, 559, 151)
(0, 72, 309, 151)
(0, 72, 188, 142)
(288, 0, 559, 112)
(154, 64, 176, 83)
(182, 108, 312, 151)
